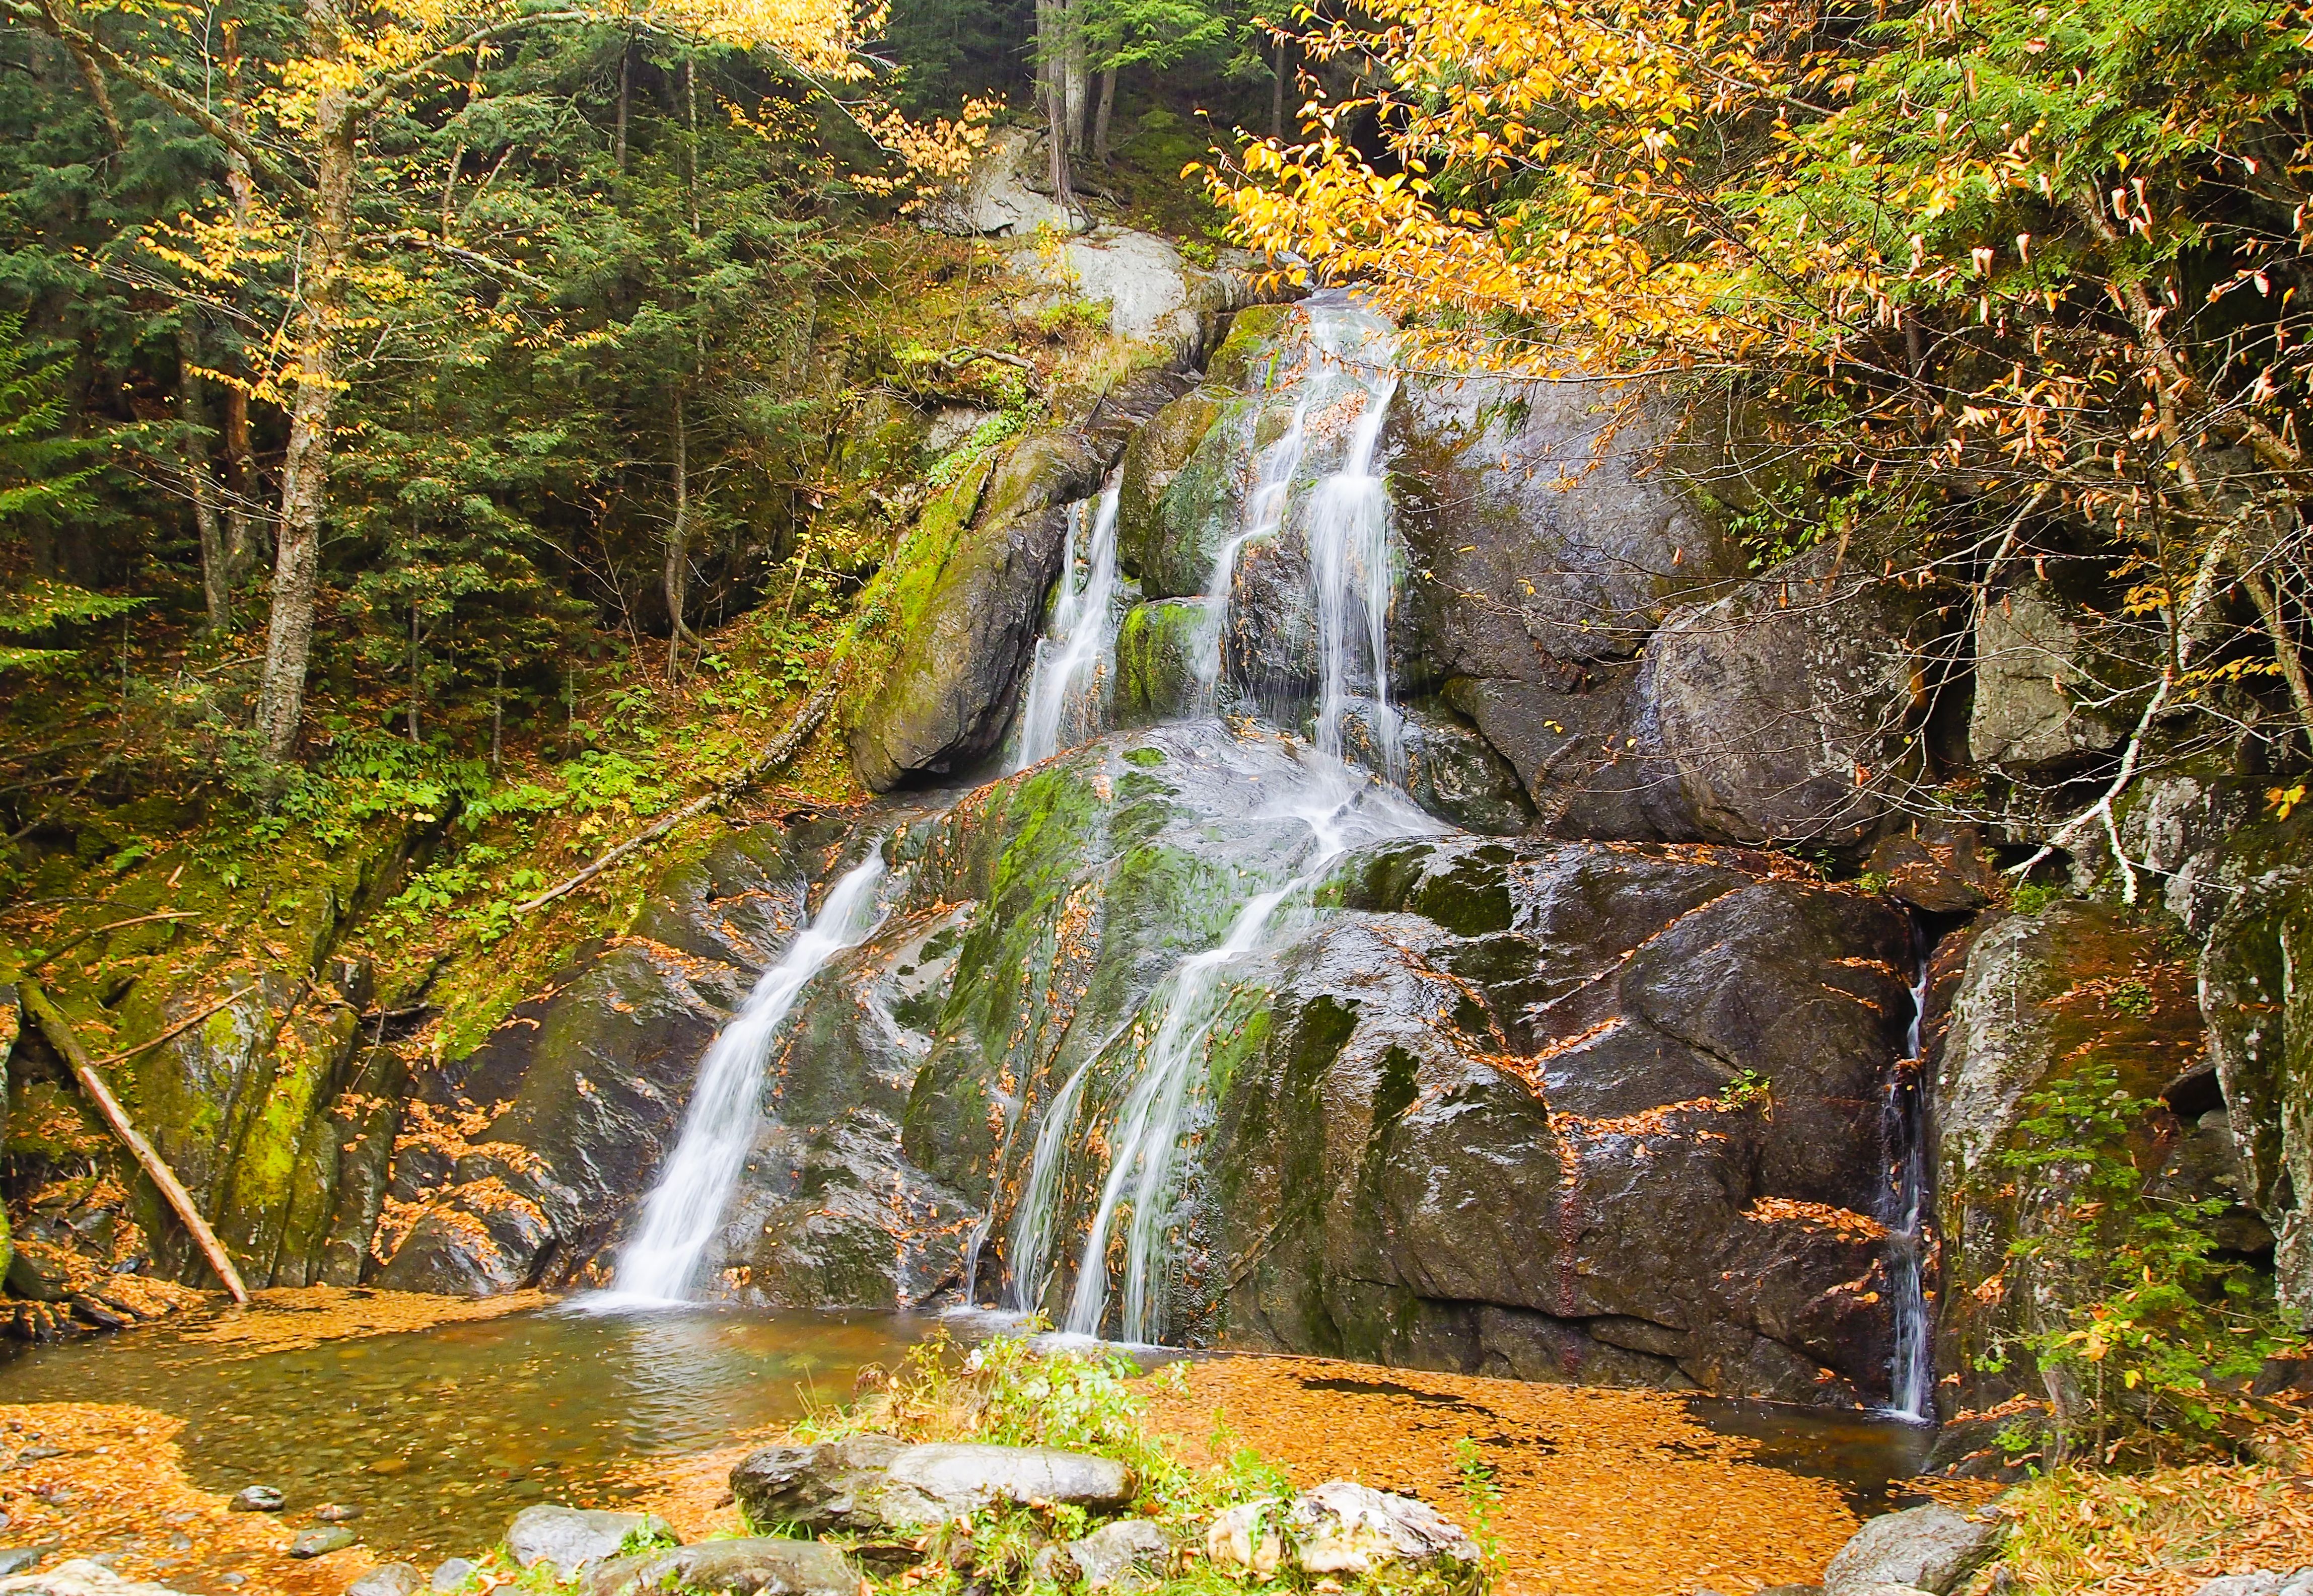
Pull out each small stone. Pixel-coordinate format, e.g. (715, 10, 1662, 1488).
(230, 1487, 286, 1514)
(14, 1450, 60, 1465)
(220, 1577, 246, 1587)
(345, 1562, 423, 1596)
(364, 1460, 409, 1477)
(314, 1506, 362, 1524)
(289, 1528, 358, 1559)
(428, 1561, 475, 1594)
(1056, 1520, 1170, 1591)
(0, 1559, 190, 1596)
(0, 1552, 43, 1577)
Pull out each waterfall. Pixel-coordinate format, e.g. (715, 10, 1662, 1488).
(593, 854, 890, 1306)
(1881, 930, 1935, 1420)
(1015, 480, 1125, 769)
(1015, 298, 1426, 1343)
(1305, 352, 1400, 774)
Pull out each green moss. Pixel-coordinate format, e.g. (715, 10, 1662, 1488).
(1207, 304, 1296, 392)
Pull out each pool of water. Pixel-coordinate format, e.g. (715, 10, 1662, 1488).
(0, 1304, 927, 1561)
(0, 1301, 1943, 1567)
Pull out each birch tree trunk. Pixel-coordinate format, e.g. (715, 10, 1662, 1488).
(663, 389, 692, 681)
(1092, 67, 1115, 165)
(174, 320, 233, 634)
(252, 0, 355, 760)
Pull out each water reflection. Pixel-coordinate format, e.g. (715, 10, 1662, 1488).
(0, 1307, 924, 1560)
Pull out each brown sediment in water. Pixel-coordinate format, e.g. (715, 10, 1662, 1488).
(1140, 1355, 1863, 1596)
(178, 1286, 558, 1356)
(0, 1402, 376, 1596)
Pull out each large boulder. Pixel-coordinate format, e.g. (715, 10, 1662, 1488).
(2199, 814, 2313, 1309)
(844, 431, 1102, 791)
(1640, 546, 1932, 849)
(1198, 836, 1916, 1404)
(1969, 581, 2131, 774)
(1933, 902, 2224, 1416)
(1822, 1506, 2000, 1596)
(730, 1438, 1133, 1534)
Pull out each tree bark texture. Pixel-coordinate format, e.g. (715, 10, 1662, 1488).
(252, 0, 356, 760)
(664, 388, 692, 681)
(175, 319, 233, 634)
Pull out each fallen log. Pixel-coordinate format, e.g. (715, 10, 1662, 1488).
(514, 678, 840, 918)
(17, 978, 251, 1304)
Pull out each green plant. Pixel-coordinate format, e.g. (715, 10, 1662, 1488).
(1719, 1069, 1772, 1111)
(1996, 1059, 2286, 1461)
(2010, 882, 2066, 916)
(1451, 1437, 1504, 1580)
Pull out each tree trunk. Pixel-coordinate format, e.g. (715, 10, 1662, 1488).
(221, 21, 260, 578)
(613, 35, 632, 172)
(683, 54, 699, 234)
(1271, 34, 1288, 140)
(1093, 67, 1115, 166)
(175, 320, 233, 634)
(406, 595, 422, 743)
(1061, 0, 1087, 154)
(664, 389, 691, 682)
(252, 3, 355, 762)
(1036, 0, 1078, 223)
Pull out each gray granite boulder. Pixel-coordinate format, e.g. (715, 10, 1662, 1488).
(732, 1438, 1133, 1534)
(504, 1507, 677, 1580)
(1823, 1506, 1999, 1596)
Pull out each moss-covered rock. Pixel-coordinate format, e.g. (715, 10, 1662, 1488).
(1206, 304, 1295, 391)
(1933, 902, 2225, 1415)
(1114, 391, 1228, 591)
(1114, 599, 1207, 725)
(842, 431, 1102, 792)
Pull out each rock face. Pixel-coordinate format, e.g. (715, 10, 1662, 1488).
(730, 1438, 1133, 1534)
(1968, 582, 2128, 773)
(373, 823, 973, 1301)
(1933, 903, 2231, 1413)
(585, 1539, 859, 1596)
(844, 432, 1103, 792)
(504, 1506, 675, 1580)
(1821, 1505, 2000, 1596)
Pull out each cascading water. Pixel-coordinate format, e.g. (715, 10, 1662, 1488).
(1881, 929, 1936, 1420)
(1011, 298, 1430, 1343)
(1014, 479, 1125, 770)
(590, 853, 891, 1306)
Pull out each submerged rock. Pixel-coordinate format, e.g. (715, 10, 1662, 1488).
(1821, 1505, 2000, 1596)
(504, 1507, 676, 1580)
(585, 1539, 859, 1596)
(0, 1561, 188, 1596)
(228, 1487, 284, 1513)
(288, 1528, 357, 1559)
(730, 1438, 1133, 1534)
(344, 1565, 422, 1596)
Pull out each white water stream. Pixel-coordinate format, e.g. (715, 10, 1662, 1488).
(587, 854, 891, 1307)
(1007, 302, 1430, 1342)
(1014, 480, 1125, 770)
(1881, 932, 1935, 1420)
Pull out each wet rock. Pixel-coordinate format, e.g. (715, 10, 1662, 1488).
(428, 1559, 475, 1593)
(1205, 1484, 1477, 1577)
(845, 430, 1103, 791)
(314, 1506, 362, 1524)
(1116, 392, 1231, 599)
(1114, 600, 1207, 726)
(4, 1244, 73, 1303)
(1203, 834, 1911, 1403)
(0, 1561, 186, 1596)
(585, 1538, 860, 1596)
(731, 1439, 1132, 1534)
(288, 1528, 357, 1559)
(0, 1555, 42, 1579)
(1822, 1505, 2000, 1596)
(504, 1507, 676, 1580)
(1031, 1519, 1171, 1590)
(344, 1564, 422, 1596)
(229, 1487, 285, 1513)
